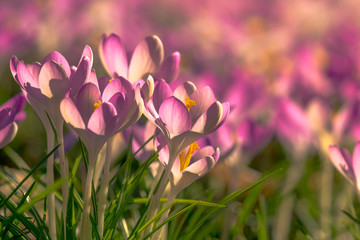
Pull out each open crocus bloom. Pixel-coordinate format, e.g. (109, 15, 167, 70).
(60, 76, 146, 156)
(0, 93, 26, 148)
(328, 143, 360, 192)
(157, 134, 220, 196)
(10, 46, 93, 127)
(145, 79, 229, 159)
(99, 33, 180, 83)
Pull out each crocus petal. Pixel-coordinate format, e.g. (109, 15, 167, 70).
(26, 63, 41, 82)
(15, 112, 26, 123)
(17, 61, 39, 88)
(60, 98, 86, 131)
(80, 45, 93, 67)
(173, 81, 197, 102)
(69, 56, 91, 95)
(0, 93, 26, 113)
(192, 101, 223, 134)
(353, 143, 360, 189)
(10, 56, 19, 79)
(42, 51, 71, 77)
(99, 34, 128, 78)
(86, 70, 99, 88)
(159, 97, 191, 137)
(0, 109, 15, 129)
(0, 122, 18, 148)
(108, 92, 127, 129)
(87, 102, 117, 137)
(329, 145, 355, 182)
(39, 60, 68, 99)
(189, 86, 216, 123)
(102, 77, 133, 102)
(128, 35, 164, 83)
(153, 79, 173, 112)
(138, 75, 154, 103)
(119, 85, 144, 130)
(156, 51, 181, 83)
(75, 83, 101, 124)
(185, 155, 216, 176)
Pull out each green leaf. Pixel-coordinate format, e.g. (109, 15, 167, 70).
(0, 144, 60, 210)
(342, 210, 360, 225)
(129, 198, 226, 208)
(143, 203, 197, 240)
(183, 168, 282, 240)
(17, 178, 67, 214)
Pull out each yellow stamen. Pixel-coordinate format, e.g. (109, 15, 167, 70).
(109, 78, 114, 82)
(179, 141, 200, 171)
(94, 100, 102, 111)
(185, 97, 196, 111)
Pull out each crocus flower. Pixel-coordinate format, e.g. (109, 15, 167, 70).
(275, 98, 315, 157)
(0, 93, 26, 148)
(146, 79, 229, 160)
(60, 75, 146, 157)
(328, 143, 360, 192)
(158, 134, 220, 197)
(99, 33, 180, 83)
(10, 45, 93, 129)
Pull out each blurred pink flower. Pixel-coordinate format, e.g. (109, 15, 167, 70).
(329, 143, 360, 191)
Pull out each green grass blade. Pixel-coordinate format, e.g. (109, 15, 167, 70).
(143, 203, 197, 240)
(0, 215, 32, 240)
(17, 178, 66, 214)
(183, 168, 282, 240)
(0, 145, 60, 209)
(129, 198, 226, 208)
(1, 181, 38, 238)
(130, 202, 175, 239)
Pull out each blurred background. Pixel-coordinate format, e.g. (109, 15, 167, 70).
(2, 0, 360, 238)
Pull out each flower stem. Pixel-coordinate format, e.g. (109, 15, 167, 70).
(144, 153, 176, 238)
(97, 138, 114, 237)
(80, 152, 97, 240)
(46, 129, 56, 240)
(55, 121, 69, 239)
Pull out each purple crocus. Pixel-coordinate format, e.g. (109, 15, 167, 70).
(60, 76, 145, 157)
(0, 93, 26, 148)
(10, 45, 93, 129)
(158, 135, 220, 196)
(146, 80, 229, 159)
(99, 33, 180, 83)
(329, 143, 360, 192)
(60, 75, 147, 240)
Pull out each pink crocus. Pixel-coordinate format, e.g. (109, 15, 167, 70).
(146, 79, 229, 160)
(0, 93, 26, 148)
(10, 45, 93, 129)
(328, 143, 360, 191)
(99, 33, 180, 83)
(157, 135, 220, 197)
(60, 75, 147, 240)
(60, 76, 145, 157)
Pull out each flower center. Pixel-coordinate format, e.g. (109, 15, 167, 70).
(94, 100, 102, 111)
(185, 97, 196, 111)
(179, 141, 200, 171)
(109, 78, 114, 82)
